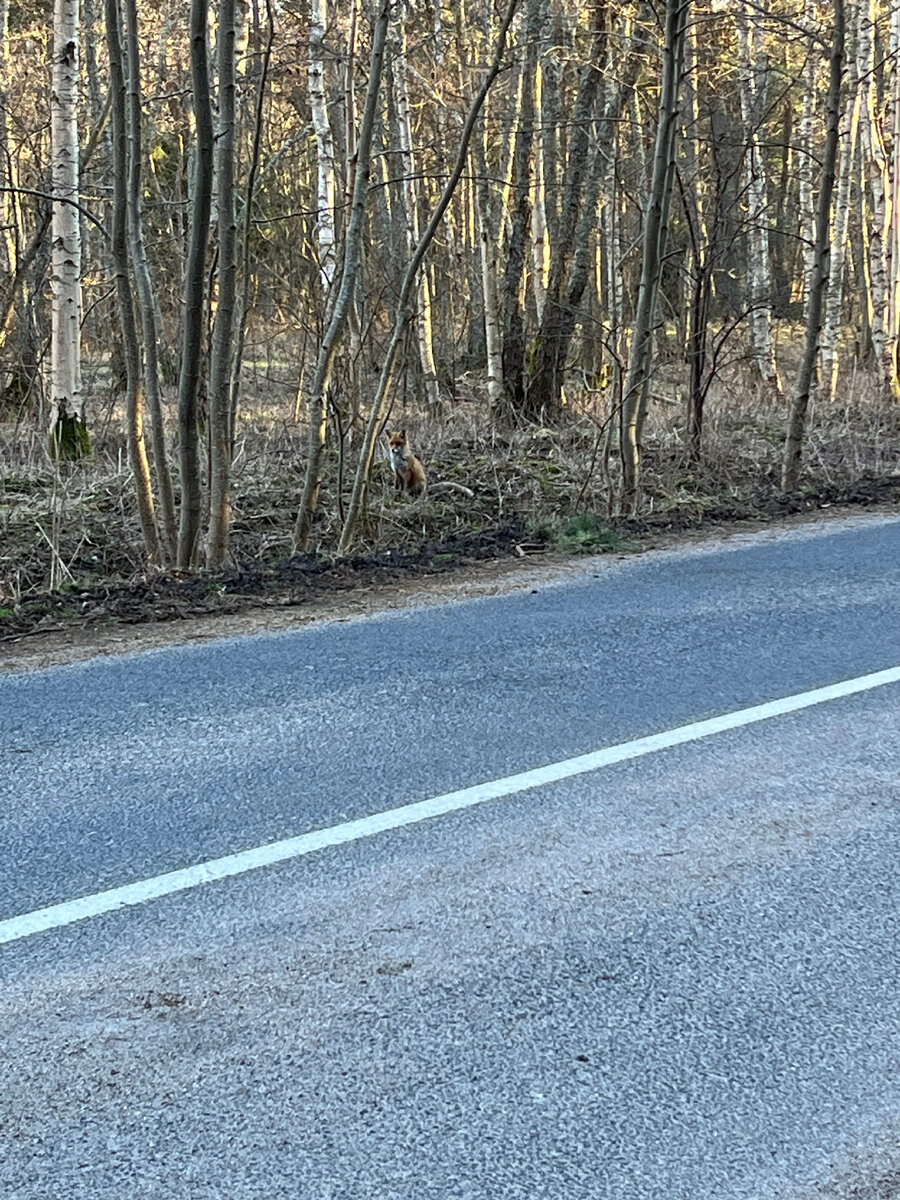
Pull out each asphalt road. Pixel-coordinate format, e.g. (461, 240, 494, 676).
(1, 514, 899, 1198)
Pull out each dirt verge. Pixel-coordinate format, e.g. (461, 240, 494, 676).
(2, 474, 898, 675)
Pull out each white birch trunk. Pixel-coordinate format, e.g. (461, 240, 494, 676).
(821, 0, 861, 402)
(887, 1, 900, 393)
(49, 0, 87, 456)
(857, 0, 891, 375)
(392, 7, 441, 410)
(797, 0, 817, 304)
(309, 0, 336, 294)
(473, 127, 505, 411)
(531, 58, 549, 322)
(0, 0, 13, 281)
(735, 0, 778, 389)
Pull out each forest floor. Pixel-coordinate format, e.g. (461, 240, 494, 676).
(2, 372, 900, 672)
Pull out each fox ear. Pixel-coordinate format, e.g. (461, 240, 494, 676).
(399, 428, 406, 439)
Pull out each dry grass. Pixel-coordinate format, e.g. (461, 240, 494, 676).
(2, 359, 900, 611)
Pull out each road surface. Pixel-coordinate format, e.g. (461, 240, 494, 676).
(1, 514, 899, 1199)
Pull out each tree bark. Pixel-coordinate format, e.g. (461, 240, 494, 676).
(820, 0, 860, 403)
(123, 0, 176, 564)
(207, 0, 238, 569)
(525, 2, 610, 422)
(308, 0, 337, 295)
(105, 0, 158, 560)
(49, 0, 89, 459)
(736, 0, 778, 391)
(620, 0, 689, 508)
(857, 0, 891, 387)
(782, 0, 844, 492)
(500, 0, 540, 414)
(293, 0, 391, 552)
(393, 5, 441, 411)
(177, 0, 214, 569)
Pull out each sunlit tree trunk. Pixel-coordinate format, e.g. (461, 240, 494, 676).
(888, 1, 900, 392)
(49, 0, 89, 459)
(0, 0, 13, 284)
(393, 5, 441, 411)
(620, 0, 689, 508)
(207, 0, 238, 569)
(473, 125, 505, 411)
(531, 58, 549, 324)
(105, 0, 158, 560)
(123, 0, 176, 564)
(294, 0, 390, 552)
(308, 0, 336, 295)
(797, 0, 817, 302)
(783, 0, 844, 491)
(736, 0, 778, 391)
(177, 0, 214, 569)
(857, 0, 891, 386)
(821, 0, 860, 403)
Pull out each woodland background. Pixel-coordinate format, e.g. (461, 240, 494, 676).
(1, 0, 898, 631)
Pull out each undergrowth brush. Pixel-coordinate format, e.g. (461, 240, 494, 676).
(2, 362, 899, 622)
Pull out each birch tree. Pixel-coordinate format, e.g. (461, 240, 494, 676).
(796, 0, 817, 301)
(735, 0, 778, 391)
(49, 0, 89, 458)
(857, 0, 891, 386)
(820, 0, 860, 403)
(293, 0, 391, 551)
(308, 0, 337, 296)
(392, 5, 441, 411)
(500, 0, 540, 413)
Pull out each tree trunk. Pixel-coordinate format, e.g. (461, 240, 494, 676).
(293, 0, 391, 552)
(782, 0, 844, 492)
(49, 0, 89, 459)
(736, 0, 779, 391)
(473, 126, 505, 412)
(821, 0, 860, 403)
(620, 0, 689, 508)
(857, 0, 892, 388)
(308, 0, 337, 296)
(123, 0, 176, 564)
(525, 2, 610, 422)
(500, 0, 540, 414)
(797, 0, 817, 303)
(105, 0, 158, 560)
(177, 0, 214, 569)
(207, 0, 238, 569)
(392, 5, 441, 411)
(230, 0, 274, 450)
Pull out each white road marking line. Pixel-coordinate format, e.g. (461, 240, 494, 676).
(3, 663, 900, 948)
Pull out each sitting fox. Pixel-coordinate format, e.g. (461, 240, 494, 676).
(387, 429, 428, 496)
(386, 429, 475, 500)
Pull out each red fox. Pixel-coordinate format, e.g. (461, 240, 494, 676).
(387, 429, 428, 496)
(386, 430, 475, 499)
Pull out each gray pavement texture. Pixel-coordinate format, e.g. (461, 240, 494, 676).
(1, 514, 899, 1198)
